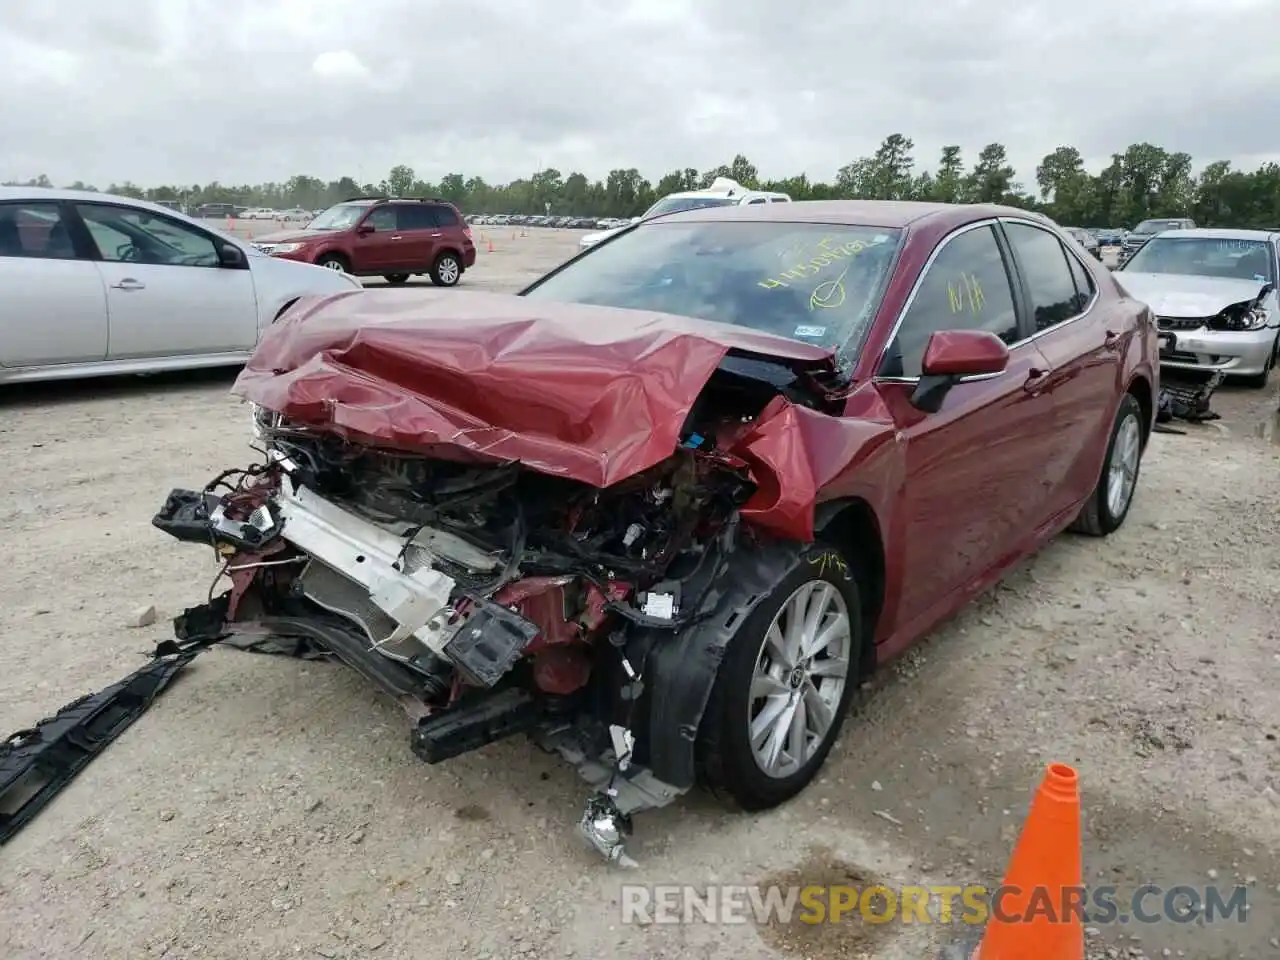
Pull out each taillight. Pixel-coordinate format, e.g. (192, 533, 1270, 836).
(463, 225, 473, 239)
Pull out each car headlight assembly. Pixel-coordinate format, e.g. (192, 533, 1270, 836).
(271, 242, 303, 254)
(1213, 304, 1269, 332)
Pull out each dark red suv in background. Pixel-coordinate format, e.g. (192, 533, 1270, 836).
(251, 197, 476, 286)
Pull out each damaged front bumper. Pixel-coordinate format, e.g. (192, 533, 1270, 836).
(153, 469, 711, 865)
(1158, 323, 1278, 377)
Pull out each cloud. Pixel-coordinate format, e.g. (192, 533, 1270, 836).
(1, 0, 1277, 189)
(311, 50, 369, 80)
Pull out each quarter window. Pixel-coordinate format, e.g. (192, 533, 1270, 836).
(431, 204, 459, 226)
(76, 203, 220, 266)
(1065, 248, 1095, 308)
(881, 225, 1018, 379)
(1004, 223, 1085, 332)
(0, 201, 78, 259)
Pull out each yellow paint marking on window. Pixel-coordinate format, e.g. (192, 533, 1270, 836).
(758, 237, 872, 290)
(810, 264, 851, 310)
(946, 273, 984, 314)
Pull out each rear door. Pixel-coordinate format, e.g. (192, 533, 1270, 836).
(0, 199, 109, 367)
(74, 202, 259, 358)
(876, 222, 1057, 625)
(1000, 219, 1117, 523)
(392, 203, 440, 271)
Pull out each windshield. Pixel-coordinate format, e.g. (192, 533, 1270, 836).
(1133, 219, 1182, 234)
(641, 196, 739, 219)
(1121, 237, 1275, 282)
(307, 202, 370, 231)
(521, 221, 902, 353)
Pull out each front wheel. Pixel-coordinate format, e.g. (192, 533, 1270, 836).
(429, 252, 461, 287)
(696, 545, 862, 811)
(316, 254, 349, 273)
(1068, 392, 1144, 536)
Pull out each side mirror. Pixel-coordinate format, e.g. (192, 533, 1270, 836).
(217, 243, 247, 268)
(909, 330, 1009, 413)
(356, 223, 375, 236)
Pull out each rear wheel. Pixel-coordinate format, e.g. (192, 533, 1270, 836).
(696, 545, 862, 810)
(1069, 393, 1144, 537)
(384, 274, 410, 284)
(316, 253, 349, 273)
(430, 252, 462, 287)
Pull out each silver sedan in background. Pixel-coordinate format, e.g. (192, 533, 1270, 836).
(1112, 228, 1280, 387)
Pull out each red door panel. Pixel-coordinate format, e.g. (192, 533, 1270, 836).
(1001, 223, 1123, 522)
(879, 341, 1057, 624)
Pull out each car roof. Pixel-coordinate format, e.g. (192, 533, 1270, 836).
(1149, 227, 1279, 241)
(0, 185, 246, 244)
(0, 185, 215, 221)
(657, 199, 1038, 230)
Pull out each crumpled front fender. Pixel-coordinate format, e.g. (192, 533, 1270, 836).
(628, 535, 808, 790)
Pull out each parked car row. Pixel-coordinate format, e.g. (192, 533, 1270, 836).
(468, 213, 623, 229)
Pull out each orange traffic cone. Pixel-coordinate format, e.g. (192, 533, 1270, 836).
(974, 763, 1083, 960)
(486, 238, 494, 253)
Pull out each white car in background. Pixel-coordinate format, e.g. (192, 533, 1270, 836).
(0, 186, 363, 385)
(578, 178, 792, 249)
(1113, 228, 1280, 387)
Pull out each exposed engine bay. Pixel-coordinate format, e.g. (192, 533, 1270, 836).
(153, 360, 834, 863)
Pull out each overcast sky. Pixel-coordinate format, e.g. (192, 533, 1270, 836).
(3, 0, 1277, 190)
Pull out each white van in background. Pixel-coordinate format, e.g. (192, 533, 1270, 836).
(578, 177, 791, 249)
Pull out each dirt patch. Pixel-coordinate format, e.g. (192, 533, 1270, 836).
(757, 846, 899, 959)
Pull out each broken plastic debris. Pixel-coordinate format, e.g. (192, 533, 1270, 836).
(579, 793, 638, 867)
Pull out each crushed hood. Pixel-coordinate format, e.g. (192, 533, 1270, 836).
(233, 289, 839, 496)
(1115, 272, 1271, 317)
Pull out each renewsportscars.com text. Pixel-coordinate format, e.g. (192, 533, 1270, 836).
(621, 883, 1248, 926)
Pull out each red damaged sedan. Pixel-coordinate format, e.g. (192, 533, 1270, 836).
(154, 201, 1158, 863)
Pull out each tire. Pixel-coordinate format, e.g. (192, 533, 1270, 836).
(429, 252, 462, 287)
(384, 274, 410, 285)
(1068, 393, 1144, 537)
(696, 544, 863, 811)
(316, 254, 349, 273)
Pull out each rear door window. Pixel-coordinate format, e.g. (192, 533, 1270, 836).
(0, 201, 78, 259)
(395, 205, 438, 231)
(1003, 222, 1085, 333)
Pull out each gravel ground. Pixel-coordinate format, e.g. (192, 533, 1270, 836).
(1, 230, 1278, 960)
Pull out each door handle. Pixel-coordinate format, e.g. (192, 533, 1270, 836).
(430, 233, 442, 238)
(389, 235, 402, 241)
(111, 278, 145, 291)
(1023, 367, 1050, 394)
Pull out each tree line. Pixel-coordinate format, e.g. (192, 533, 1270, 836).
(7, 136, 1280, 228)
